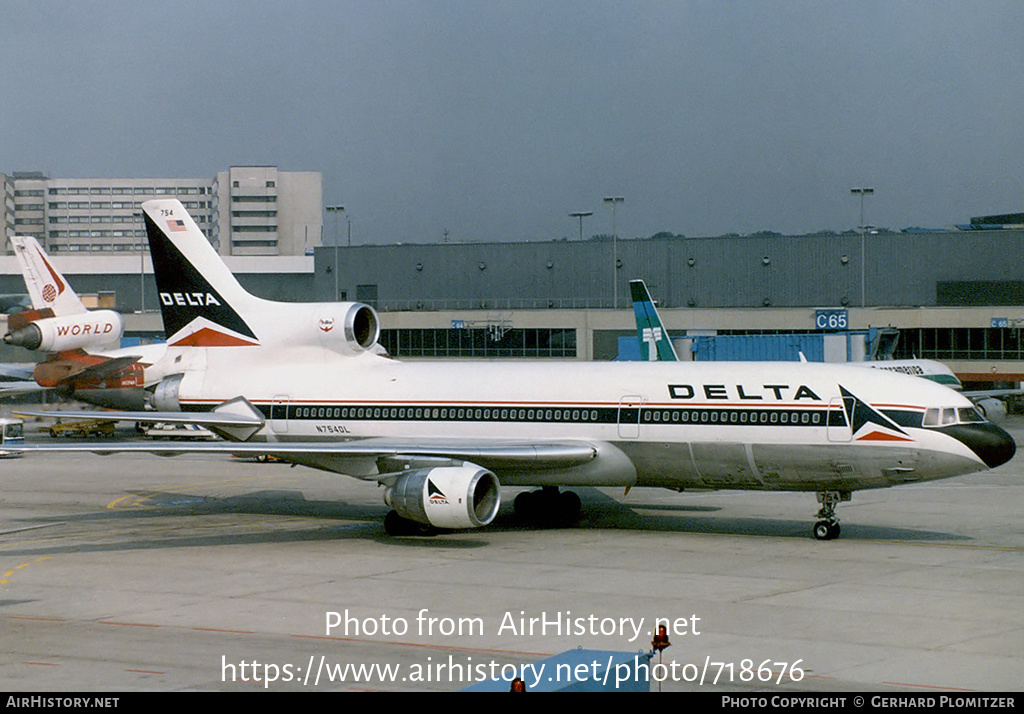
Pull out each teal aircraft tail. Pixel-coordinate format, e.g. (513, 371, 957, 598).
(629, 280, 678, 361)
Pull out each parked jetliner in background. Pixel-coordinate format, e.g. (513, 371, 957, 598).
(629, 280, 1011, 423)
(20, 201, 1016, 541)
(630, 280, 680, 361)
(864, 362, 1012, 423)
(2, 236, 164, 409)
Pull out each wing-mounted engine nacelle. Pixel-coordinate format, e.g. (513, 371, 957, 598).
(314, 303, 380, 355)
(3, 310, 124, 352)
(974, 397, 1007, 424)
(384, 465, 501, 529)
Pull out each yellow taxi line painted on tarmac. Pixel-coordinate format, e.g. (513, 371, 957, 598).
(0, 556, 52, 587)
(105, 473, 299, 510)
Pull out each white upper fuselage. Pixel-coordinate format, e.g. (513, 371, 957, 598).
(161, 345, 993, 492)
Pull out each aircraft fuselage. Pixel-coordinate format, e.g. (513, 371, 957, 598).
(168, 351, 1012, 494)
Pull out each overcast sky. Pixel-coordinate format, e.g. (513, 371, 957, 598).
(2, 0, 1022, 244)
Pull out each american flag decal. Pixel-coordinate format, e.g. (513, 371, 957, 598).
(167, 219, 187, 232)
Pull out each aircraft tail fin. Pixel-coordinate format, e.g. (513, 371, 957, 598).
(629, 280, 678, 361)
(10, 236, 88, 316)
(141, 199, 261, 347)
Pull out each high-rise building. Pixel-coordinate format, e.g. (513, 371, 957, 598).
(1, 166, 322, 257)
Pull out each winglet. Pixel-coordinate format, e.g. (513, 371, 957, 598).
(629, 280, 678, 361)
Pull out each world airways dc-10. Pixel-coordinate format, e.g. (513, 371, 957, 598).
(20, 199, 1016, 540)
(3, 235, 166, 408)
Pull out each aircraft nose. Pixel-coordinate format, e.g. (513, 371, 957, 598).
(951, 423, 1017, 468)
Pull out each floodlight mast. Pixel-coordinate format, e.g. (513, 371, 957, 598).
(569, 211, 592, 242)
(326, 205, 345, 301)
(850, 188, 874, 307)
(604, 197, 624, 308)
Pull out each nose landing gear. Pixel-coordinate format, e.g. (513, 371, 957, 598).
(813, 519, 840, 541)
(813, 490, 850, 540)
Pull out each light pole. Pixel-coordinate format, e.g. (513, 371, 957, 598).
(569, 211, 592, 241)
(604, 197, 624, 308)
(850, 187, 874, 307)
(326, 205, 345, 301)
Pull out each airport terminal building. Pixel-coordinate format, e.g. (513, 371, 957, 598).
(1, 170, 1023, 388)
(313, 226, 1024, 387)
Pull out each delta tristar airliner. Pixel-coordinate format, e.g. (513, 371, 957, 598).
(19, 200, 1016, 541)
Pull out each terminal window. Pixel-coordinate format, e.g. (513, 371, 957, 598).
(895, 327, 1023, 361)
(380, 328, 577, 359)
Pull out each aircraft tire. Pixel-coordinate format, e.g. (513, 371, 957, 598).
(384, 510, 408, 536)
(813, 520, 835, 541)
(558, 491, 582, 521)
(514, 491, 539, 521)
(515, 489, 581, 525)
(384, 510, 437, 537)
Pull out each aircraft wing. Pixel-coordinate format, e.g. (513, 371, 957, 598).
(13, 402, 599, 477)
(962, 389, 1024, 399)
(16, 405, 264, 434)
(10, 437, 598, 481)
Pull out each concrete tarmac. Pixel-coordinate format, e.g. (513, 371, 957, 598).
(1, 419, 1022, 692)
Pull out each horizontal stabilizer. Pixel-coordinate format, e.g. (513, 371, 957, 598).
(0, 382, 49, 398)
(0, 363, 37, 381)
(55, 355, 142, 384)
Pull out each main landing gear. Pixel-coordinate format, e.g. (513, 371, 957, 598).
(813, 490, 850, 540)
(383, 511, 435, 537)
(514, 487, 582, 525)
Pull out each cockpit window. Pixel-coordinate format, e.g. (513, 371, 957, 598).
(923, 406, 986, 427)
(957, 407, 986, 423)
